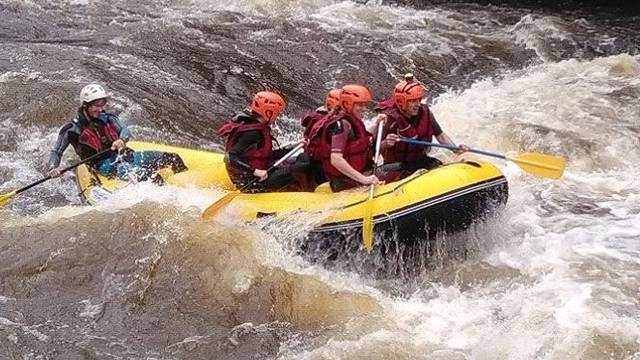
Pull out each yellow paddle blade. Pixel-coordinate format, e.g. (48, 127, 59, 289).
(361, 198, 374, 254)
(508, 152, 567, 180)
(202, 191, 240, 219)
(0, 190, 17, 206)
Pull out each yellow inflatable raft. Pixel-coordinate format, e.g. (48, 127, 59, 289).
(75, 141, 508, 259)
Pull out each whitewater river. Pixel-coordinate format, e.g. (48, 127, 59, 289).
(1, 1, 639, 359)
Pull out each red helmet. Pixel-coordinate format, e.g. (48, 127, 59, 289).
(325, 89, 342, 111)
(251, 91, 286, 122)
(394, 74, 425, 111)
(340, 84, 372, 113)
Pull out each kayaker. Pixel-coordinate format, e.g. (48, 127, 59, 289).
(291, 89, 342, 191)
(307, 84, 384, 192)
(375, 74, 469, 176)
(48, 84, 187, 184)
(217, 91, 297, 193)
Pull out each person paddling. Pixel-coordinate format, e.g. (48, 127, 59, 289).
(48, 84, 187, 184)
(375, 74, 469, 177)
(217, 91, 298, 193)
(306, 84, 384, 192)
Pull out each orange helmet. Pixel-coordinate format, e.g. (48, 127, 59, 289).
(394, 74, 425, 110)
(340, 84, 372, 113)
(325, 89, 342, 111)
(251, 91, 286, 123)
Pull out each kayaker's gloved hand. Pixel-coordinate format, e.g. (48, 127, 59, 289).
(253, 168, 268, 182)
(48, 167, 62, 178)
(111, 139, 126, 151)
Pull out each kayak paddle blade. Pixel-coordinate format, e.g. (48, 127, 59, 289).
(361, 198, 374, 253)
(202, 191, 240, 219)
(509, 153, 566, 179)
(0, 190, 17, 206)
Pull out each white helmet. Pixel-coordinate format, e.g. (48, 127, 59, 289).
(79, 84, 108, 103)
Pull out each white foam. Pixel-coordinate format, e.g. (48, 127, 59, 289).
(431, 54, 640, 171)
(0, 295, 15, 303)
(0, 317, 50, 342)
(79, 299, 105, 320)
(85, 182, 224, 214)
(510, 14, 573, 61)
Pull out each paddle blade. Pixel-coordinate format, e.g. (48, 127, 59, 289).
(509, 152, 566, 180)
(202, 191, 240, 219)
(361, 199, 374, 253)
(0, 190, 17, 206)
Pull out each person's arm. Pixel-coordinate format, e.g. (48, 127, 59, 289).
(432, 111, 469, 152)
(435, 132, 470, 153)
(48, 125, 72, 177)
(330, 153, 378, 185)
(108, 115, 131, 142)
(429, 109, 443, 137)
(225, 130, 264, 175)
(107, 115, 130, 151)
(435, 132, 455, 146)
(431, 111, 456, 145)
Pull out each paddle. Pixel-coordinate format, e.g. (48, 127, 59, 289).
(202, 142, 304, 219)
(399, 138, 566, 179)
(0, 148, 113, 206)
(362, 120, 385, 253)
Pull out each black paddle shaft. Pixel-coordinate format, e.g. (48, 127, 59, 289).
(14, 149, 113, 195)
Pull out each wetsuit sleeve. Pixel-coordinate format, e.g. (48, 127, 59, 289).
(329, 120, 352, 154)
(429, 109, 443, 136)
(48, 124, 72, 169)
(110, 116, 131, 141)
(226, 130, 262, 171)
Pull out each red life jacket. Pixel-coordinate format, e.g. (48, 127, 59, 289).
(309, 112, 371, 180)
(301, 107, 328, 143)
(217, 115, 273, 173)
(78, 120, 120, 152)
(375, 98, 434, 163)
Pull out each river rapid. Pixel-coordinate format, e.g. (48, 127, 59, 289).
(1, 1, 639, 359)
